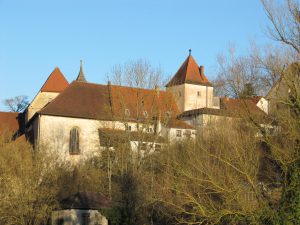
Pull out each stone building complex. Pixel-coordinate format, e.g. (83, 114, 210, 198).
(0, 52, 267, 162)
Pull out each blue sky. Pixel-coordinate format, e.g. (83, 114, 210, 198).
(0, 0, 272, 111)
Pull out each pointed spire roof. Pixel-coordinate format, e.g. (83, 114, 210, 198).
(166, 51, 212, 87)
(76, 60, 87, 82)
(41, 67, 69, 92)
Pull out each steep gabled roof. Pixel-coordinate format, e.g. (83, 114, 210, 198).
(40, 67, 69, 92)
(39, 81, 112, 120)
(166, 54, 212, 87)
(38, 81, 193, 130)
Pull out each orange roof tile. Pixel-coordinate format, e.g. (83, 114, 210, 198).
(109, 85, 180, 121)
(38, 81, 194, 130)
(40, 67, 69, 92)
(0, 112, 19, 134)
(166, 55, 212, 87)
(178, 98, 267, 121)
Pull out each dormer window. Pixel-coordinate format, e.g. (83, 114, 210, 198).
(165, 111, 171, 118)
(143, 111, 148, 118)
(125, 109, 130, 116)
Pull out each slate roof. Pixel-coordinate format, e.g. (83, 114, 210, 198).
(40, 67, 69, 92)
(0, 112, 19, 135)
(60, 192, 110, 210)
(166, 54, 212, 87)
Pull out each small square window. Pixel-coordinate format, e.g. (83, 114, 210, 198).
(146, 127, 153, 133)
(197, 91, 201, 96)
(176, 130, 182, 137)
(125, 124, 131, 131)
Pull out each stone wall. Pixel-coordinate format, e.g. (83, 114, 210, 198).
(51, 209, 108, 225)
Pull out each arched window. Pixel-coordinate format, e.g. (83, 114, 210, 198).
(69, 127, 80, 154)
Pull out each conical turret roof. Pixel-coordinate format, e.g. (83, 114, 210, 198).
(166, 52, 212, 87)
(76, 60, 87, 82)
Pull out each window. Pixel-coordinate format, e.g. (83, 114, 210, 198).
(176, 130, 182, 137)
(197, 91, 201, 97)
(146, 127, 153, 133)
(125, 108, 130, 116)
(165, 111, 171, 118)
(82, 213, 90, 225)
(155, 144, 162, 151)
(143, 110, 148, 118)
(56, 218, 64, 225)
(69, 127, 80, 154)
(125, 124, 131, 131)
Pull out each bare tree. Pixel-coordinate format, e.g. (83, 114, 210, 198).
(261, 0, 300, 55)
(109, 59, 164, 89)
(214, 43, 294, 98)
(4, 95, 29, 112)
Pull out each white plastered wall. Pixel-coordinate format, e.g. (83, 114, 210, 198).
(184, 84, 214, 111)
(256, 97, 269, 114)
(167, 84, 214, 112)
(37, 115, 156, 162)
(27, 92, 60, 121)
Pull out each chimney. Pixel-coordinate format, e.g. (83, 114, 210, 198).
(199, 65, 204, 76)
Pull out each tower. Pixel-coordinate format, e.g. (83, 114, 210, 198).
(166, 50, 214, 112)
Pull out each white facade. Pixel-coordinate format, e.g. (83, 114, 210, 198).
(256, 97, 269, 114)
(30, 114, 195, 162)
(166, 84, 216, 112)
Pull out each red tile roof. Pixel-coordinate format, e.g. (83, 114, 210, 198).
(40, 67, 69, 92)
(248, 96, 263, 104)
(0, 112, 19, 134)
(109, 85, 180, 121)
(38, 81, 193, 129)
(178, 98, 267, 121)
(39, 82, 112, 120)
(166, 55, 212, 87)
(220, 97, 266, 118)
